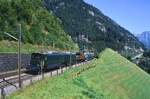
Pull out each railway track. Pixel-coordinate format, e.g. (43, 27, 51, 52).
(0, 69, 26, 79)
(0, 61, 90, 98)
(0, 74, 32, 88)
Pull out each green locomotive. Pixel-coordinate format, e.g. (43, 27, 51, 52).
(27, 52, 76, 72)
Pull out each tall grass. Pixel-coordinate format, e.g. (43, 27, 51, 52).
(8, 49, 150, 99)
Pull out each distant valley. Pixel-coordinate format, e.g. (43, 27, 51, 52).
(137, 31, 150, 49)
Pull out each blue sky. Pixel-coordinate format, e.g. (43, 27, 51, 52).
(84, 0, 150, 35)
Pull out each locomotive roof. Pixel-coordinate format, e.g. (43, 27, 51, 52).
(31, 52, 75, 55)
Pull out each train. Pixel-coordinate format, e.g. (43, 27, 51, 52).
(26, 51, 95, 72)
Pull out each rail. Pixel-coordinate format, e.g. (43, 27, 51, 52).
(0, 61, 90, 99)
(0, 69, 26, 79)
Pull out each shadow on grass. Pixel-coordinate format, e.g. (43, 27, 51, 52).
(73, 77, 104, 99)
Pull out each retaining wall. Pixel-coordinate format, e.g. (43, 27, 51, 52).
(0, 54, 31, 73)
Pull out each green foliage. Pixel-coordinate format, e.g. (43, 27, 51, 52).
(0, 40, 63, 53)
(127, 56, 132, 61)
(8, 49, 150, 99)
(138, 57, 150, 73)
(0, 0, 78, 51)
(144, 50, 150, 58)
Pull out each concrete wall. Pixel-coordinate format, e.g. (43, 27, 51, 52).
(0, 54, 31, 73)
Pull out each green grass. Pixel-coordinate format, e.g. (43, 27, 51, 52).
(8, 48, 150, 99)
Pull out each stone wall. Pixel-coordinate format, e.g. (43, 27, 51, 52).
(0, 53, 31, 73)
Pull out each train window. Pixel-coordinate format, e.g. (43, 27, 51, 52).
(31, 54, 41, 59)
(44, 55, 47, 61)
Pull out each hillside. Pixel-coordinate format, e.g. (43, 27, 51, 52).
(137, 31, 150, 49)
(9, 49, 150, 99)
(0, 0, 78, 52)
(0, 40, 63, 53)
(44, 0, 144, 56)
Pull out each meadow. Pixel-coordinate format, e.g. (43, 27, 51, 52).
(8, 49, 150, 99)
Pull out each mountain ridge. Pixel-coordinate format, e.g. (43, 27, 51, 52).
(137, 31, 150, 49)
(44, 0, 144, 57)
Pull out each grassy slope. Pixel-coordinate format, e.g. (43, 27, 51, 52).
(0, 40, 78, 53)
(8, 49, 150, 99)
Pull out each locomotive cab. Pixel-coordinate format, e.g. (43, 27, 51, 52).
(27, 53, 45, 72)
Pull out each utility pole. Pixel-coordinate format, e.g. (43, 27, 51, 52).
(4, 24, 22, 89)
(70, 52, 72, 68)
(18, 24, 22, 89)
(41, 60, 44, 79)
(41, 38, 46, 79)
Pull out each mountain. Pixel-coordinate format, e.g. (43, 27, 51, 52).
(137, 31, 150, 49)
(43, 0, 144, 57)
(9, 49, 150, 99)
(0, 0, 78, 51)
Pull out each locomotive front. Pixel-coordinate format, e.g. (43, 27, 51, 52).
(26, 53, 45, 72)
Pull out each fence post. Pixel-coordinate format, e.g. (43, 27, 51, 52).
(64, 67, 66, 72)
(60, 67, 62, 74)
(69, 65, 71, 69)
(1, 87, 5, 99)
(30, 77, 33, 85)
(50, 71, 52, 77)
(59, 67, 60, 75)
(57, 69, 58, 76)
(42, 72, 44, 79)
(62, 67, 64, 73)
